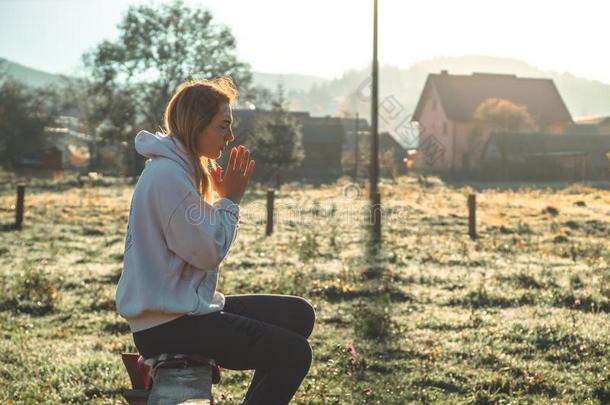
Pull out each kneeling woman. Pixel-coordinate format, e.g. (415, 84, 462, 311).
(115, 77, 316, 405)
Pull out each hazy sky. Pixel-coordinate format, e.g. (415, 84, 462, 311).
(1, 0, 609, 83)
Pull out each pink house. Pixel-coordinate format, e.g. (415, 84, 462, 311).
(411, 71, 573, 173)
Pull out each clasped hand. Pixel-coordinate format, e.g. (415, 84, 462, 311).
(210, 145, 255, 204)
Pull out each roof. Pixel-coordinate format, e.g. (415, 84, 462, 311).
(232, 108, 309, 144)
(379, 132, 406, 152)
(233, 109, 344, 145)
(301, 117, 345, 144)
(481, 132, 610, 161)
(340, 117, 371, 134)
(574, 116, 610, 127)
(564, 124, 601, 135)
(412, 72, 573, 127)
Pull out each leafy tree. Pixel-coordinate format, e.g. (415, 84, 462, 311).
(468, 98, 537, 170)
(473, 98, 536, 132)
(342, 136, 370, 179)
(341, 136, 398, 180)
(249, 84, 304, 188)
(82, 0, 253, 174)
(59, 76, 137, 173)
(251, 85, 274, 110)
(0, 74, 59, 169)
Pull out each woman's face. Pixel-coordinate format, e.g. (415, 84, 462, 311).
(197, 102, 235, 159)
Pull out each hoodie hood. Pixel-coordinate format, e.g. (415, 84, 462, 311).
(134, 130, 194, 175)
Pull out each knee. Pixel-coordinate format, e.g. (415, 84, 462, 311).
(276, 333, 313, 375)
(295, 336, 313, 372)
(303, 339, 313, 371)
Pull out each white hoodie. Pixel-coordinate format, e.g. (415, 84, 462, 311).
(115, 130, 240, 333)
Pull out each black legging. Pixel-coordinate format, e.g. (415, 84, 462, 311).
(132, 294, 316, 405)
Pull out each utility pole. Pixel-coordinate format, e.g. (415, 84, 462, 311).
(354, 112, 359, 180)
(369, 0, 381, 244)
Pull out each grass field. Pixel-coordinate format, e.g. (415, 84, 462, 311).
(1, 175, 609, 404)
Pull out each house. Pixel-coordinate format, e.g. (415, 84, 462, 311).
(411, 71, 573, 174)
(480, 132, 610, 181)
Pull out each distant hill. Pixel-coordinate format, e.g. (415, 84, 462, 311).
(0, 57, 326, 92)
(4, 55, 609, 122)
(252, 71, 327, 92)
(0, 58, 65, 87)
(258, 55, 610, 122)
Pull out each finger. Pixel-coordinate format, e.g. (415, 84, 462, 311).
(238, 145, 247, 169)
(213, 167, 222, 183)
(233, 145, 244, 172)
(228, 147, 238, 172)
(245, 160, 255, 180)
(240, 149, 250, 173)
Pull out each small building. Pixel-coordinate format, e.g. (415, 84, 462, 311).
(379, 131, 408, 177)
(340, 116, 371, 152)
(480, 132, 610, 181)
(231, 109, 345, 181)
(574, 116, 610, 135)
(564, 123, 601, 135)
(338, 117, 408, 178)
(411, 71, 573, 174)
(18, 117, 91, 171)
(43, 125, 91, 170)
(20, 147, 63, 170)
(298, 116, 345, 179)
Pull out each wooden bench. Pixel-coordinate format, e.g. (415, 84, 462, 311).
(121, 353, 221, 405)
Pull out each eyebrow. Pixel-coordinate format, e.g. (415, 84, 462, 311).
(221, 119, 232, 124)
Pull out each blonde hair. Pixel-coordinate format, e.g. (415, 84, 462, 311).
(163, 77, 238, 201)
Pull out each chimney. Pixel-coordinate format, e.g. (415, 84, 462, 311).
(440, 69, 448, 75)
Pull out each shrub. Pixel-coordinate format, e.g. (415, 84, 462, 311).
(295, 230, 320, 262)
(0, 265, 59, 315)
(353, 295, 395, 341)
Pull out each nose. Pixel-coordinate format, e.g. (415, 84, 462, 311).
(226, 128, 235, 143)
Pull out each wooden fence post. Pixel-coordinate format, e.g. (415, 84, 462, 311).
(468, 193, 476, 240)
(266, 189, 275, 236)
(371, 191, 381, 244)
(15, 184, 25, 231)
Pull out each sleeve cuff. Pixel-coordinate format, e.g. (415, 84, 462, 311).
(213, 197, 240, 221)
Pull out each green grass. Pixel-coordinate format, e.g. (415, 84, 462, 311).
(1, 175, 609, 404)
